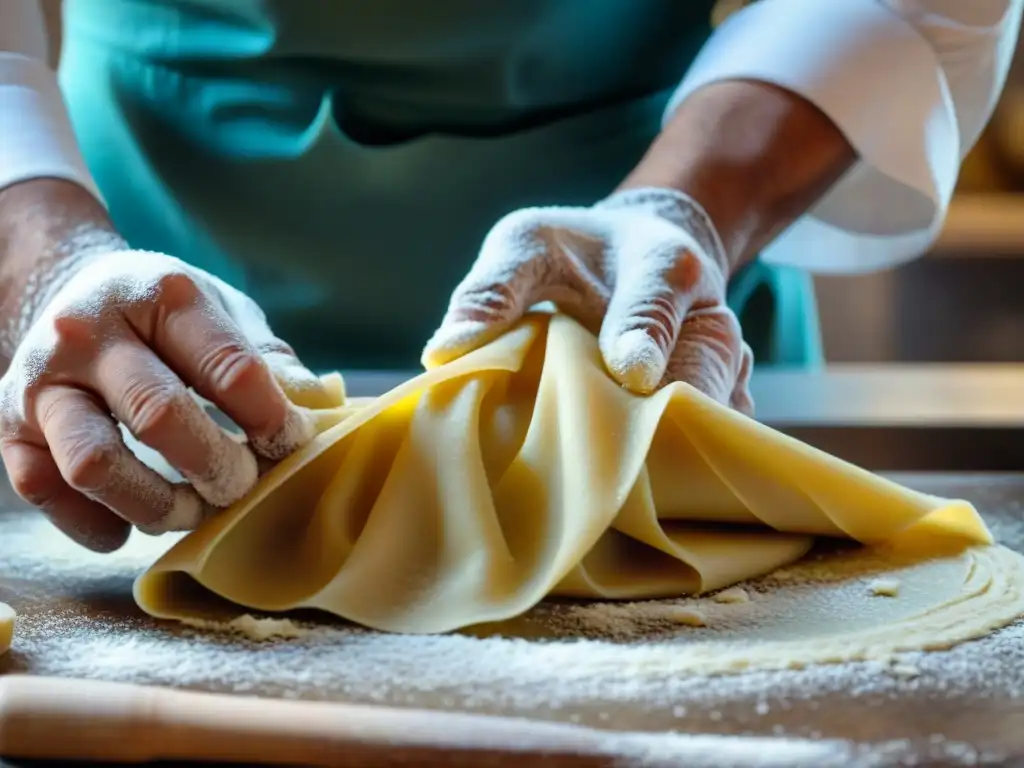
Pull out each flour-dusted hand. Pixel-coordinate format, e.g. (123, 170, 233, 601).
(0, 247, 329, 551)
(423, 188, 753, 410)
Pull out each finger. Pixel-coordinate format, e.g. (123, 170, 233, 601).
(599, 242, 707, 394)
(259, 347, 336, 409)
(215, 283, 340, 413)
(662, 306, 744, 404)
(421, 212, 552, 368)
(35, 385, 209, 534)
(2, 439, 131, 552)
(90, 336, 259, 507)
(123, 273, 312, 459)
(218, 289, 327, 455)
(730, 342, 755, 416)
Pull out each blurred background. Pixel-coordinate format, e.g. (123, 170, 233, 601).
(816, 36, 1024, 364)
(40, 0, 1024, 366)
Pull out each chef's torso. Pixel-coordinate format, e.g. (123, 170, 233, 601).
(60, 0, 817, 370)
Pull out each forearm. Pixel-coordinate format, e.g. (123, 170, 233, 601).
(630, 0, 1023, 275)
(0, 179, 124, 365)
(619, 79, 855, 275)
(0, 0, 115, 366)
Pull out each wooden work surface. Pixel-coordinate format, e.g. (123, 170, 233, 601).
(2, 473, 1024, 767)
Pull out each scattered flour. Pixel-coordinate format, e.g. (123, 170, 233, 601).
(3, 476, 1024, 767)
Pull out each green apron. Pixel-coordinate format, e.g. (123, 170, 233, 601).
(59, 0, 822, 371)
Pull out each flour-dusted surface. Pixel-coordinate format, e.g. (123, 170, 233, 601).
(3, 474, 1024, 767)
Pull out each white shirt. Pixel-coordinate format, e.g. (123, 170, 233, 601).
(2, 0, 1022, 273)
(669, 0, 1024, 272)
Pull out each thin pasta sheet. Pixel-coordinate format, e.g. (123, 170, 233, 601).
(134, 314, 992, 633)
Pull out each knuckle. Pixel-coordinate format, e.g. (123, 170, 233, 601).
(641, 293, 680, 333)
(687, 306, 741, 348)
(6, 459, 58, 509)
(50, 310, 99, 346)
(255, 339, 296, 360)
(671, 249, 704, 293)
(460, 280, 520, 315)
(64, 440, 118, 493)
(618, 293, 681, 351)
(120, 381, 190, 442)
(147, 269, 203, 309)
(197, 344, 266, 394)
(658, 246, 712, 297)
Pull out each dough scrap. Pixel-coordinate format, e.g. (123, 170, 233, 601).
(134, 314, 1000, 638)
(712, 587, 750, 604)
(0, 602, 14, 655)
(667, 608, 707, 627)
(868, 577, 901, 597)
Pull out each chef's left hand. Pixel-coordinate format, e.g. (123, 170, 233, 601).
(422, 188, 754, 413)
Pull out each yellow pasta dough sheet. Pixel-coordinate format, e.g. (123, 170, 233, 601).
(0, 602, 14, 656)
(134, 314, 992, 634)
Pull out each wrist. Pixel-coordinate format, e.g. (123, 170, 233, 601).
(618, 79, 855, 275)
(0, 179, 126, 362)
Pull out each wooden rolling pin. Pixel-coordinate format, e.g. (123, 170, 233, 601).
(0, 676, 847, 767)
(1, 675, 790, 767)
(0, 675, 626, 766)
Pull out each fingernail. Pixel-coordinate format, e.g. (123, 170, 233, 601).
(274, 362, 330, 404)
(250, 405, 317, 461)
(605, 330, 666, 394)
(421, 320, 490, 368)
(190, 442, 260, 508)
(138, 487, 209, 535)
(70, 523, 131, 553)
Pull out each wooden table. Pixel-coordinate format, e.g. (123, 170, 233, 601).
(2, 473, 1024, 766)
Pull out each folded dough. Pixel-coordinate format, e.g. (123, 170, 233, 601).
(0, 602, 13, 655)
(134, 314, 992, 634)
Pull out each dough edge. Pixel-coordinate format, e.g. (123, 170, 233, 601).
(597, 544, 1024, 678)
(0, 601, 14, 656)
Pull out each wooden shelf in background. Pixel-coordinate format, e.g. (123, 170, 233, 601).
(933, 193, 1024, 256)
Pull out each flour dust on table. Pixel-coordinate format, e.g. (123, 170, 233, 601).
(5, 503, 1024, 756)
(157, 539, 1024, 677)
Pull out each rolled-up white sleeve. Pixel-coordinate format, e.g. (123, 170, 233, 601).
(665, 0, 1024, 273)
(0, 0, 102, 201)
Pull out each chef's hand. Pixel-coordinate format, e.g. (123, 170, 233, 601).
(423, 187, 754, 410)
(0, 248, 331, 552)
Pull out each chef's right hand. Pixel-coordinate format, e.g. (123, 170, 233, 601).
(0, 248, 330, 552)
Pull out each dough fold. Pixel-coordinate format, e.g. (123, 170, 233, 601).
(0, 602, 14, 655)
(134, 314, 992, 633)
